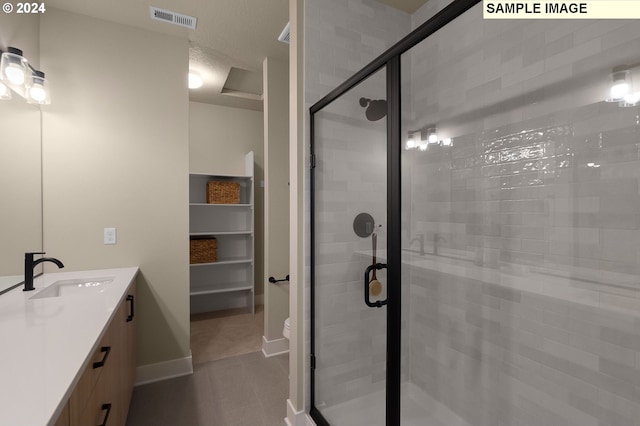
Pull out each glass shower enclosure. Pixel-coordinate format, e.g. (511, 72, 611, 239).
(311, 0, 640, 425)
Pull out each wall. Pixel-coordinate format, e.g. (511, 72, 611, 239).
(189, 102, 264, 176)
(189, 102, 265, 304)
(0, 13, 39, 65)
(0, 14, 41, 278)
(304, 0, 409, 105)
(263, 57, 290, 349)
(40, 8, 191, 373)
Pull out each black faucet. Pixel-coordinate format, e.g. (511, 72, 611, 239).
(24, 252, 64, 291)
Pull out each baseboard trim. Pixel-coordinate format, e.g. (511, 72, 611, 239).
(286, 399, 315, 426)
(262, 335, 290, 357)
(135, 353, 193, 386)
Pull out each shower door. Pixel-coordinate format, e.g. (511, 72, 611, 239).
(310, 66, 394, 426)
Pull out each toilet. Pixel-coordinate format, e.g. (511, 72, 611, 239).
(283, 317, 290, 339)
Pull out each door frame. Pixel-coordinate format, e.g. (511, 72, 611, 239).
(309, 1, 480, 424)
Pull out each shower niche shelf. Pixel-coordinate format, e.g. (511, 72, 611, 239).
(188, 151, 255, 314)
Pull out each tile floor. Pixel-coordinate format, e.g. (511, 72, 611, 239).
(126, 305, 289, 426)
(190, 305, 265, 365)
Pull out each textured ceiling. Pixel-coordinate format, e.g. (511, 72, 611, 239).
(44, 0, 426, 110)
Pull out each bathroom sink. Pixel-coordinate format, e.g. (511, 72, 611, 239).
(29, 277, 115, 300)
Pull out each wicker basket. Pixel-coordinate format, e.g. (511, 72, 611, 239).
(207, 181, 240, 204)
(190, 237, 218, 264)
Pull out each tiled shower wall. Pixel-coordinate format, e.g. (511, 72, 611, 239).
(306, 0, 410, 410)
(404, 2, 640, 425)
(305, 0, 409, 104)
(314, 92, 389, 407)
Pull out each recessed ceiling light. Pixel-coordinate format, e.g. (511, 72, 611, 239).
(188, 72, 203, 89)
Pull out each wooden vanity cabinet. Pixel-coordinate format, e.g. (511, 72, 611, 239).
(54, 283, 137, 426)
(54, 403, 69, 426)
(116, 283, 137, 425)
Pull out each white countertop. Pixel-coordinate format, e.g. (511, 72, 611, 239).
(0, 267, 139, 426)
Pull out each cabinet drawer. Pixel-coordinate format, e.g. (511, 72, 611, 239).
(70, 325, 113, 422)
(61, 283, 136, 426)
(74, 380, 116, 426)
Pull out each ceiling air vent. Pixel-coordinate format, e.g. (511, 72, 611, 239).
(150, 6, 197, 30)
(278, 22, 290, 44)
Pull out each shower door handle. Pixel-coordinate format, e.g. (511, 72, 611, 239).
(364, 263, 387, 308)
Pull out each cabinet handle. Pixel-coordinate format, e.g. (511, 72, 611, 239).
(98, 403, 112, 426)
(126, 294, 134, 322)
(92, 346, 111, 369)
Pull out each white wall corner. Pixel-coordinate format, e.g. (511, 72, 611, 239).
(286, 399, 314, 426)
(262, 335, 290, 357)
(134, 353, 194, 386)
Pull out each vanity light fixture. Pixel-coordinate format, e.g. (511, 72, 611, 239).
(607, 68, 629, 101)
(406, 129, 454, 151)
(188, 71, 203, 89)
(606, 65, 640, 107)
(0, 47, 51, 104)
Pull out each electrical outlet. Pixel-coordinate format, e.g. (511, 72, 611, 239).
(104, 227, 117, 245)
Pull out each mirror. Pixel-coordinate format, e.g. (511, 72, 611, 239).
(0, 96, 43, 288)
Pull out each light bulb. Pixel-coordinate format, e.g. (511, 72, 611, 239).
(25, 70, 50, 105)
(624, 91, 640, 105)
(188, 72, 203, 89)
(442, 138, 452, 146)
(406, 138, 416, 149)
(419, 142, 428, 151)
(426, 128, 438, 144)
(0, 49, 28, 88)
(610, 82, 629, 100)
(29, 83, 46, 102)
(4, 63, 25, 85)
